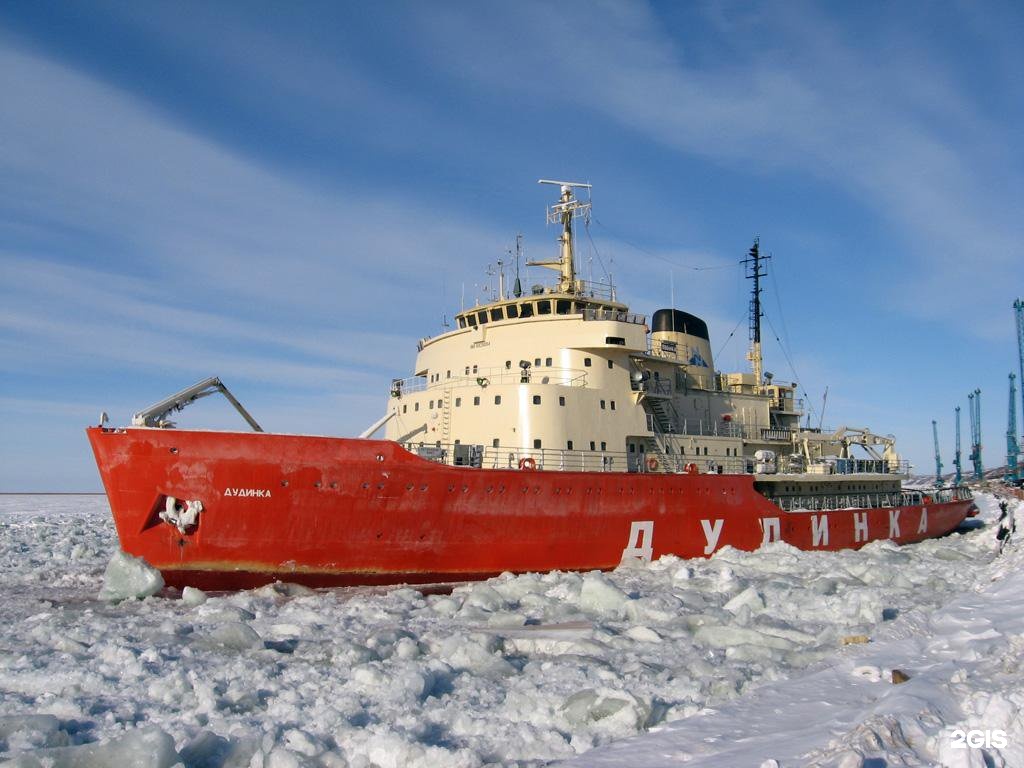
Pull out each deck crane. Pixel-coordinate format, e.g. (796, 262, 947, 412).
(932, 419, 943, 486)
(968, 389, 983, 480)
(1007, 373, 1020, 485)
(953, 406, 963, 486)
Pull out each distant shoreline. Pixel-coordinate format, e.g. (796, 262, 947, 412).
(0, 492, 106, 496)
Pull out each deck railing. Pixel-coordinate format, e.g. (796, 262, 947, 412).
(775, 485, 972, 512)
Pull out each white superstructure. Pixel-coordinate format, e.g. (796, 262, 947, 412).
(384, 182, 903, 482)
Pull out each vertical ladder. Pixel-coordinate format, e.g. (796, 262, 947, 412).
(441, 390, 452, 446)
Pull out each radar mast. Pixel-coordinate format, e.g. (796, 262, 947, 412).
(529, 180, 591, 294)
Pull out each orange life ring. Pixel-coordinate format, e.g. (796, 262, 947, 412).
(922, 495, 932, 504)
(685, 462, 699, 475)
(646, 457, 659, 471)
(518, 457, 537, 471)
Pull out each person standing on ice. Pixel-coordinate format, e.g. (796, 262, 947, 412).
(997, 500, 1016, 553)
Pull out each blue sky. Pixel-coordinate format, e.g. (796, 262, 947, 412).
(1, 1, 1021, 491)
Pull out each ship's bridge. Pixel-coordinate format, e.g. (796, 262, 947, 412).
(453, 288, 639, 331)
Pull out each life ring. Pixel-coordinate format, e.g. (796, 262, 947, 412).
(646, 457, 659, 472)
(685, 462, 699, 475)
(922, 495, 932, 504)
(476, 377, 489, 387)
(518, 457, 537, 471)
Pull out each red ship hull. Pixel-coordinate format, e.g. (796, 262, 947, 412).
(87, 427, 974, 590)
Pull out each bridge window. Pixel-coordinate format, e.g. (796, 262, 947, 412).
(477, 310, 488, 324)
(458, 316, 467, 328)
(520, 303, 534, 318)
(537, 300, 551, 315)
(506, 305, 519, 319)
(467, 315, 477, 327)
(556, 299, 571, 314)
(490, 308, 503, 321)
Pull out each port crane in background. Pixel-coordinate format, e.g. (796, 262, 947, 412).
(968, 389, 983, 480)
(953, 406, 963, 487)
(1014, 299, 1023, 482)
(1008, 373, 1021, 485)
(932, 419, 943, 487)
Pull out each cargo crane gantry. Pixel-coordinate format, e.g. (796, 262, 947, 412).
(1007, 373, 1020, 485)
(932, 420, 943, 487)
(953, 406, 963, 487)
(1012, 298, 1024, 484)
(968, 389, 983, 480)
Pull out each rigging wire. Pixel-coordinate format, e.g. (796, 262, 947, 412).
(762, 312, 819, 427)
(583, 217, 611, 283)
(715, 315, 748, 362)
(765, 254, 822, 427)
(768, 256, 794, 364)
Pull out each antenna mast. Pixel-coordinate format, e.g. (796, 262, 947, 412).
(512, 233, 523, 298)
(740, 238, 770, 388)
(529, 180, 592, 293)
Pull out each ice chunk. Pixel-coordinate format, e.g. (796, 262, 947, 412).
(208, 621, 263, 650)
(0, 715, 68, 752)
(723, 586, 765, 613)
(97, 551, 164, 602)
(579, 572, 631, 619)
(694, 625, 797, 651)
(181, 586, 208, 606)
(179, 730, 261, 768)
(624, 625, 662, 643)
(561, 688, 649, 734)
(2, 727, 178, 768)
(434, 632, 513, 675)
(254, 581, 316, 598)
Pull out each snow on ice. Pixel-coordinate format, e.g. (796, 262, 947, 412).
(0, 493, 1020, 767)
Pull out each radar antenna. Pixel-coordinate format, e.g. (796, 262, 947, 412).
(529, 180, 592, 294)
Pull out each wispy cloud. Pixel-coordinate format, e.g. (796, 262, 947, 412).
(403, 1, 1022, 335)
